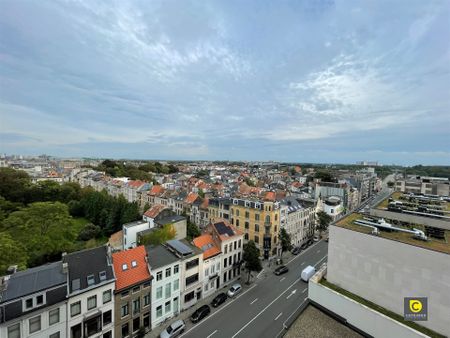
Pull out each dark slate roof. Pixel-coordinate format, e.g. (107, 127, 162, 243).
(146, 245, 179, 270)
(281, 196, 304, 214)
(1, 262, 66, 302)
(155, 215, 185, 226)
(64, 246, 114, 294)
(214, 222, 234, 236)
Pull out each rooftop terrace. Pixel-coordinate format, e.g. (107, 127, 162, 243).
(335, 212, 450, 254)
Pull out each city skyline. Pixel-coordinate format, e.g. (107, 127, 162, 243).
(1, 0, 449, 165)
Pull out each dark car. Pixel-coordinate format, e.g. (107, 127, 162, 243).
(211, 293, 227, 308)
(300, 242, 308, 250)
(291, 246, 301, 255)
(274, 265, 289, 275)
(190, 305, 211, 323)
(307, 239, 314, 246)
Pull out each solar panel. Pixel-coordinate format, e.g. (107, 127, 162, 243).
(167, 239, 193, 256)
(215, 222, 234, 237)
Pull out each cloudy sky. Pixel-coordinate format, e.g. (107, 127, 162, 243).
(0, 0, 449, 164)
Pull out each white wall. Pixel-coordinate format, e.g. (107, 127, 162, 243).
(309, 275, 429, 338)
(123, 222, 149, 249)
(328, 225, 450, 337)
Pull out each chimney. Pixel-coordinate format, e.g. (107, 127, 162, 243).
(6, 265, 18, 275)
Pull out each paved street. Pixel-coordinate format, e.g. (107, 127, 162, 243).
(175, 240, 328, 338)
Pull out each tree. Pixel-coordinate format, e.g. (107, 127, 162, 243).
(138, 224, 176, 246)
(243, 241, 262, 284)
(316, 211, 333, 237)
(77, 223, 102, 241)
(279, 228, 292, 258)
(314, 170, 335, 182)
(0, 232, 28, 274)
(186, 220, 201, 240)
(0, 168, 31, 203)
(198, 189, 205, 198)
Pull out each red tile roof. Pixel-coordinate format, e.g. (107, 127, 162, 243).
(149, 185, 164, 196)
(128, 180, 145, 188)
(193, 234, 221, 260)
(144, 204, 166, 219)
(264, 191, 276, 201)
(112, 246, 151, 291)
(185, 192, 199, 204)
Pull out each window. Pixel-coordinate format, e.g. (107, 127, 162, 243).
(186, 273, 199, 286)
(238, 239, 242, 248)
(254, 236, 259, 244)
(49, 308, 60, 326)
(275, 214, 278, 221)
(133, 317, 140, 333)
(184, 291, 195, 303)
(173, 297, 179, 313)
(121, 303, 129, 317)
(144, 293, 151, 307)
(223, 258, 227, 268)
(50, 332, 60, 338)
(131, 260, 137, 268)
(245, 222, 249, 229)
(87, 274, 95, 286)
(121, 290, 129, 298)
(71, 301, 81, 317)
(71, 324, 82, 338)
(173, 279, 179, 291)
(238, 252, 241, 261)
(223, 272, 227, 283)
(228, 257, 232, 266)
(255, 224, 259, 232)
(245, 211, 249, 219)
(156, 305, 163, 318)
(87, 295, 97, 310)
(143, 312, 150, 328)
(205, 267, 209, 276)
(234, 241, 237, 250)
(166, 267, 171, 277)
(157, 271, 162, 281)
(255, 214, 260, 221)
(103, 290, 112, 304)
(224, 244, 228, 254)
(133, 298, 140, 314)
(185, 258, 199, 270)
(84, 313, 101, 337)
(143, 281, 151, 288)
(133, 286, 140, 293)
(103, 310, 112, 325)
(25, 298, 33, 309)
(236, 210, 239, 216)
(244, 233, 249, 240)
(174, 265, 179, 274)
(103, 332, 112, 338)
(156, 286, 163, 299)
(7, 323, 20, 338)
(99, 271, 107, 281)
(165, 283, 171, 298)
(121, 323, 129, 338)
(165, 301, 171, 313)
(122, 264, 128, 271)
(29, 315, 41, 334)
(36, 295, 43, 305)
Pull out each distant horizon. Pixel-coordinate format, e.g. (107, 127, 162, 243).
(1, 1, 449, 165)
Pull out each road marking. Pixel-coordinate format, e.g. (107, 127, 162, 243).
(206, 330, 218, 338)
(300, 262, 305, 266)
(280, 277, 286, 282)
(178, 283, 258, 338)
(250, 298, 258, 305)
(276, 297, 309, 337)
(231, 278, 299, 338)
(256, 269, 265, 279)
(302, 288, 307, 293)
(316, 250, 321, 253)
(314, 255, 328, 268)
(286, 289, 297, 299)
(274, 312, 283, 321)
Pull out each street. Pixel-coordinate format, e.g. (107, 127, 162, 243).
(178, 240, 329, 338)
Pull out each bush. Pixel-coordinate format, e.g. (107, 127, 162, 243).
(77, 223, 102, 241)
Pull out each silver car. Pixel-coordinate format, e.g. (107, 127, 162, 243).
(160, 319, 185, 338)
(227, 283, 242, 297)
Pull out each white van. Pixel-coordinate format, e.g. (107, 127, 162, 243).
(301, 265, 316, 282)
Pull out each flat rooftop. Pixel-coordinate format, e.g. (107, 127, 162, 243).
(376, 191, 450, 211)
(284, 304, 363, 338)
(335, 212, 450, 254)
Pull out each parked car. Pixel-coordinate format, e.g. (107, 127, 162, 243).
(307, 239, 314, 246)
(211, 293, 227, 307)
(274, 265, 289, 275)
(160, 320, 186, 338)
(291, 246, 301, 255)
(301, 265, 316, 282)
(227, 283, 242, 297)
(313, 235, 320, 242)
(190, 305, 211, 323)
(325, 236, 329, 242)
(300, 242, 308, 250)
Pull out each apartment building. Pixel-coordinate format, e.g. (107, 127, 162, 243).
(112, 246, 152, 338)
(146, 245, 181, 329)
(207, 220, 243, 286)
(208, 198, 232, 222)
(123, 221, 149, 250)
(280, 197, 315, 247)
(230, 198, 280, 258)
(0, 262, 67, 338)
(64, 246, 115, 338)
(395, 176, 449, 196)
(192, 234, 222, 298)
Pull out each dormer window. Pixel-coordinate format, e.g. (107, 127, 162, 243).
(87, 274, 95, 286)
(122, 264, 128, 271)
(99, 271, 107, 281)
(25, 298, 33, 309)
(36, 295, 43, 305)
(72, 278, 80, 291)
(131, 260, 137, 268)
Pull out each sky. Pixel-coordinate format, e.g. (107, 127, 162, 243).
(0, 0, 449, 165)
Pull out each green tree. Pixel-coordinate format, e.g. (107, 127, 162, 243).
(198, 189, 205, 198)
(316, 211, 333, 237)
(77, 223, 102, 241)
(186, 220, 201, 240)
(0, 232, 28, 274)
(314, 170, 335, 182)
(138, 224, 176, 246)
(279, 228, 292, 258)
(0, 168, 31, 203)
(243, 241, 262, 284)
